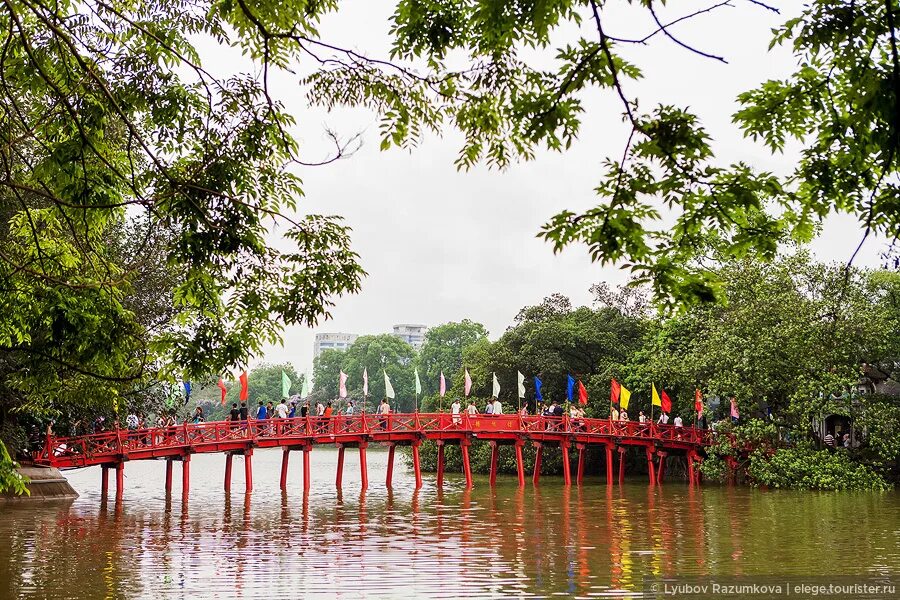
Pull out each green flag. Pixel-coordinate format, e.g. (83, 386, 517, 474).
(300, 373, 311, 398)
(282, 370, 291, 398)
(414, 368, 422, 395)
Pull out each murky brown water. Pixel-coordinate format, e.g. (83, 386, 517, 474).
(1, 448, 898, 599)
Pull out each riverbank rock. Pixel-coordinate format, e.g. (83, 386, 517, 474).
(0, 466, 78, 501)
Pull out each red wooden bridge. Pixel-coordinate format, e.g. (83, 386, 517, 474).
(34, 413, 715, 500)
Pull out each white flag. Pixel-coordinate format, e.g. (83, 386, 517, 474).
(517, 371, 525, 399)
(384, 370, 395, 399)
(363, 368, 369, 397)
(492, 372, 500, 398)
(339, 370, 348, 398)
(439, 371, 446, 397)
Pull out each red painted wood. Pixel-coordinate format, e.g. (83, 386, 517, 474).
(115, 462, 124, 501)
(515, 442, 525, 487)
(532, 443, 542, 485)
(385, 444, 395, 488)
(224, 454, 232, 492)
(280, 448, 290, 491)
(101, 465, 109, 497)
(561, 443, 571, 486)
(336, 445, 344, 488)
(576, 445, 584, 485)
(245, 450, 253, 493)
(303, 446, 311, 492)
(358, 444, 368, 490)
(605, 445, 613, 486)
(412, 442, 422, 489)
(646, 447, 655, 485)
(618, 447, 626, 485)
(461, 444, 473, 488)
(181, 455, 190, 501)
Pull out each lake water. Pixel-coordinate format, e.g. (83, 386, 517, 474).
(1, 447, 898, 599)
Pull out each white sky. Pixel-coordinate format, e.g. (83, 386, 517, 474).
(202, 1, 884, 374)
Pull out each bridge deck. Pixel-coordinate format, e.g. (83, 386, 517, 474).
(35, 413, 713, 470)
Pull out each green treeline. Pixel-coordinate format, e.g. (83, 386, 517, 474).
(315, 253, 900, 490)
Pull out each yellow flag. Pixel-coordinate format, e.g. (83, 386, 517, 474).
(620, 385, 631, 410)
(652, 383, 662, 407)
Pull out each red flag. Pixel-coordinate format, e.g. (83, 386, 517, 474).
(218, 379, 227, 405)
(661, 388, 672, 413)
(610, 378, 621, 405)
(694, 389, 703, 415)
(578, 380, 588, 405)
(239, 370, 249, 401)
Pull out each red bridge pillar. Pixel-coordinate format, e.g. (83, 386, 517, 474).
(358, 443, 368, 490)
(656, 451, 667, 485)
(515, 440, 525, 487)
(224, 454, 233, 492)
(461, 441, 473, 488)
(280, 448, 290, 491)
(165, 459, 173, 495)
(336, 444, 345, 488)
(645, 447, 656, 485)
(605, 444, 613, 486)
(303, 445, 312, 492)
(618, 446, 626, 484)
(385, 443, 395, 488)
(532, 442, 543, 485)
(101, 465, 109, 498)
(244, 449, 253, 493)
(436, 441, 445, 487)
(411, 441, 423, 489)
(561, 441, 571, 486)
(182, 455, 191, 501)
(488, 441, 499, 487)
(687, 450, 696, 485)
(115, 462, 124, 501)
(576, 443, 585, 485)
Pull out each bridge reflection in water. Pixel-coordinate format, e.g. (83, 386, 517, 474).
(35, 413, 714, 501)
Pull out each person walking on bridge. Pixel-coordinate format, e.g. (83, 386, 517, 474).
(451, 399, 461, 426)
(256, 401, 267, 420)
(379, 398, 390, 430)
(229, 403, 240, 427)
(492, 398, 502, 415)
(275, 400, 288, 419)
(466, 400, 477, 415)
(484, 400, 493, 415)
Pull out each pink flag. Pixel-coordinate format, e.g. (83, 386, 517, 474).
(363, 368, 369, 397)
(730, 397, 740, 419)
(464, 369, 472, 397)
(339, 371, 348, 398)
(439, 371, 446, 397)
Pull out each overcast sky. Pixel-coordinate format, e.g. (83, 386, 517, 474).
(207, 1, 884, 376)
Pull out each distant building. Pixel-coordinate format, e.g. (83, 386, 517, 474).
(392, 324, 427, 350)
(314, 333, 358, 358)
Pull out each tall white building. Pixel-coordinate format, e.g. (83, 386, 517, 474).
(392, 324, 427, 350)
(314, 333, 358, 358)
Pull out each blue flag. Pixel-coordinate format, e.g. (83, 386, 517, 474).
(567, 375, 575, 402)
(534, 376, 543, 402)
(183, 381, 192, 397)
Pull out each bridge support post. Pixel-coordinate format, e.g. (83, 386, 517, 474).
(645, 447, 655, 485)
(515, 441, 525, 487)
(412, 441, 423, 489)
(435, 441, 445, 487)
(532, 442, 543, 485)
(224, 454, 233, 492)
(181, 455, 190, 501)
(489, 441, 499, 487)
(165, 459, 173, 495)
(687, 451, 696, 486)
(605, 445, 613, 485)
(358, 443, 368, 490)
(101, 465, 109, 498)
(618, 447, 626, 484)
(561, 441, 571, 486)
(656, 451, 667, 484)
(576, 444, 585, 485)
(280, 448, 290, 491)
(461, 441, 473, 488)
(336, 444, 345, 488)
(244, 449, 253, 493)
(115, 462, 124, 501)
(303, 446, 312, 492)
(385, 443, 395, 488)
